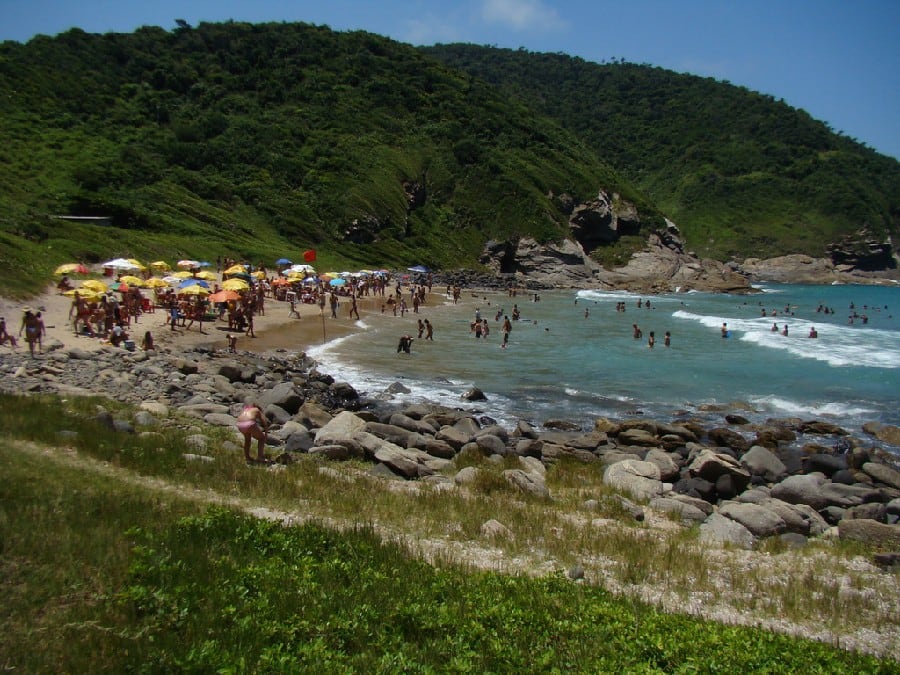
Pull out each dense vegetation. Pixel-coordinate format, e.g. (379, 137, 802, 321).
(3, 396, 895, 672)
(0, 21, 647, 294)
(0, 21, 897, 295)
(425, 45, 900, 260)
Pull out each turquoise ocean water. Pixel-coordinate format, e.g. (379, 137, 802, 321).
(302, 283, 899, 445)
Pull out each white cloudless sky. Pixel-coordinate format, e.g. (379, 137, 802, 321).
(3, 0, 898, 159)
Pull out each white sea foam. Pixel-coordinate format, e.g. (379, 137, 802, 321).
(751, 395, 877, 419)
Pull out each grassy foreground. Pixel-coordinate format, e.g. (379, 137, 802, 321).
(0, 394, 897, 671)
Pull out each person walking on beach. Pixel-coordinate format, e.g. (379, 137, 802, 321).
(236, 402, 269, 464)
(19, 309, 41, 357)
(329, 292, 338, 319)
(424, 319, 433, 340)
(349, 294, 360, 320)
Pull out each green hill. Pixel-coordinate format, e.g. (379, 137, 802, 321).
(424, 44, 900, 260)
(1, 23, 897, 296)
(0, 21, 654, 295)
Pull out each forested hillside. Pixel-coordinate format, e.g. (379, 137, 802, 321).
(425, 45, 900, 260)
(1, 22, 897, 294)
(0, 21, 650, 292)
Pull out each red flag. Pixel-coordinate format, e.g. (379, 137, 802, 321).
(303, 249, 316, 262)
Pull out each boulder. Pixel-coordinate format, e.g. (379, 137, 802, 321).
(707, 427, 751, 453)
(436, 425, 473, 450)
(259, 382, 304, 415)
(617, 428, 659, 447)
(740, 445, 787, 482)
(719, 501, 786, 538)
(603, 459, 663, 501)
(649, 497, 707, 524)
(770, 474, 827, 510)
(819, 482, 881, 508)
(644, 448, 680, 481)
(862, 422, 900, 446)
(689, 448, 751, 492)
(314, 411, 366, 445)
(862, 462, 900, 490)
(838, 519, 900, 548)
(699, 513, 755, 549)
(294, 401, 333, 429)
(804, 453, 847, 476)
(501, 469, 550, 499)
(374, 444, 435, 479)
(481, 519, 512, 539)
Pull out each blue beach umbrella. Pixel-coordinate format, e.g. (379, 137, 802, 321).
(179, 278, 210, 289)
(276, 258, 292, 265)
(198, 261, 212, 267)
(329, 278, 346, 286)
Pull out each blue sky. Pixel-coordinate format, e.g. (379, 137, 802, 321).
(3, 0, 898, 159)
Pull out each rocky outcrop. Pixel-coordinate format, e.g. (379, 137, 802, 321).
(738, 253, 900, 284)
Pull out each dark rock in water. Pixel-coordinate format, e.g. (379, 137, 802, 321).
(799, 420, 848, 436)
(725, 414, 750, 425)
(385, 381, 411, 395)
(862, 421, 900, 446)
(462, 387, 487, 401)
(543, 419, 582, 431)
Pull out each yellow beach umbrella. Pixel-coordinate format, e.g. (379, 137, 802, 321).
(222, 278, 250, 291)
(150, 261, 171, 271)
(81, 280, 108, 293)
(194, 270, 218, 281)
(178, 284, 209, 296)
(144, 277, 170, 288)
(173, 270, 194, 279)
(118, 275, 145, 286)
(223, 264, 247, 276)
(126, 258, 147, 271)
(251, 270, 266, 279)
(64, 288, 103, 301)
(54, 263, 90, 275)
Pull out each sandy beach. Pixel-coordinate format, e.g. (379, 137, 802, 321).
(0, 282, 391, 357)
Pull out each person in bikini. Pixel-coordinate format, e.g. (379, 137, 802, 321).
(236, 402, 269, 463)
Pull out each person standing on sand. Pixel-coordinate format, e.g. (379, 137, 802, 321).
(19, 309, 41, 357)
(330, 292, 338, 319)
(236, 402, 269, 463)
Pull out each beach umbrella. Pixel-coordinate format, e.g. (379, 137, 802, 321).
(177, 284, 209, 296)
(118, 275, 144, 286)
(251, 270, 266, 279)
(102, 257, 140, 271)
(286, 264, 315, 275)
(194, 270, 217, 281)
(81, 279, 108, 293)
(198, 261, 212, 267)
(222, 278, 250, 291)
(276, 258, 292, 265)
(177, 259, 201, 269)
(110, 281, 131, 293)
(329, 278, 346, 287)
(150, 260, 171, 271)
(54, 263, 90, 275)
(179, 279, 209, 289)
(173, 270, 194, 279)
(64, 288, 103, 301)
(271, 278, 291, 286)
(126, 258, 147, 271)
(144, 277, 170, 288)
(223, 264, 247, 276)
(161, 275, 182, 284)
(208, 290, 240, 303)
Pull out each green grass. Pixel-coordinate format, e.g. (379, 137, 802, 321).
(2, 446, 895, 672)
(0, 393, 898, 668)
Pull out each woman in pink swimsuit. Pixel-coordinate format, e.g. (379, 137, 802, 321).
(236, 403, 269, 463)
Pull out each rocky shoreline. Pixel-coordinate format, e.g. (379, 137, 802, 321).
(2, 339, 899, 560)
